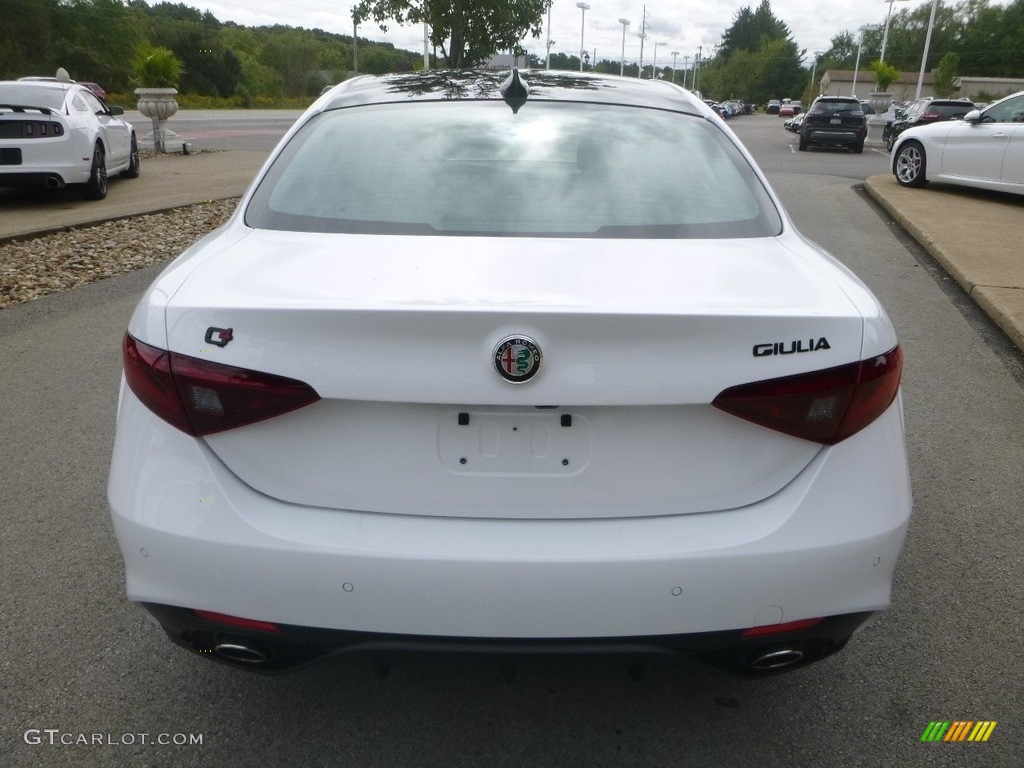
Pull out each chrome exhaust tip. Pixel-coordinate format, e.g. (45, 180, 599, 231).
(750, 648, 804, 671)
(214, 641, 270, 664)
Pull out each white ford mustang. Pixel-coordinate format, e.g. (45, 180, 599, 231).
(108, 70, 911, 676)
(0, 77, 139, 199)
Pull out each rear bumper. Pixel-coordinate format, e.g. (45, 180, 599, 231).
(109, 388, 911, 667)
(802, 127, 865, 145)
(144, 601, 876, 676)
(0, 170, 73, 188)
(0, 136, 92, 186)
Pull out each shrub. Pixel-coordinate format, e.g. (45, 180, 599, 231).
(870, 60, 899, 93)
(134, 45, 184, 88)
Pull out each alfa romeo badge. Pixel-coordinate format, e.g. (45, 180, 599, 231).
(493, 335, 542, 383)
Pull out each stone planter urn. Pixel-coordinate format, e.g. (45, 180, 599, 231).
(868, 91, 894, 113)
(135, 87, 179, 153)
(866, 91, 894, 144)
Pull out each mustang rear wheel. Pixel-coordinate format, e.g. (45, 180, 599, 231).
(894, 141, 927, 187)
(81, 142, 108, 200)
(122, 134, 140, 179)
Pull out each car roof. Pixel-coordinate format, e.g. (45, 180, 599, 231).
(320, 70, 705, 116)
(3, 79, 79, 92)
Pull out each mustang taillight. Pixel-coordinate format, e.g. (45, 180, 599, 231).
(712, 346, 902, 445)
(122, 333, 320, 436)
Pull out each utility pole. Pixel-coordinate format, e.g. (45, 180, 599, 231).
(352, 16, 359, 74)
(546, 4, 553, 69)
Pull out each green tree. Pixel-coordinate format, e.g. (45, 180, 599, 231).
(52, 0, 145, 91)
(933, 53, 960, 96)
(708, 1, 805, 102)
(0, 0, 59, 78)
(353, 0, 549, 68)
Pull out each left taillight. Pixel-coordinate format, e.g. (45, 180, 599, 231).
(122, 333, 320, 436)
(712, 346, 903, 445)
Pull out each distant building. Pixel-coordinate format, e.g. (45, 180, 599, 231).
(817, 70, 1024, 103)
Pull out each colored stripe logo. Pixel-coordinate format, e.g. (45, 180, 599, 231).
(921, 721, 997, 742)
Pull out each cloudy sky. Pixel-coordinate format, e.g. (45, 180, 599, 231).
(178, 0, 967, 67)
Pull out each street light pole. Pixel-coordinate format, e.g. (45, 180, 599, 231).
(916, 0, 939, 99)
(652, 42, 665, 81)
(851, 25, 878, 98)
(671, 51, 679, 83)
(618, 18, 630, 77)
(637, 4, 649, 78)
(880, 0, 910, 65)
(682, 55, 689, 88)
(809, 50, 823, 97)
(576, 2, 590, 72)
(694, 46, 702, 93)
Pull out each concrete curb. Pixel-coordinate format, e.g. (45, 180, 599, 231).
(863, 174, 1024, 353)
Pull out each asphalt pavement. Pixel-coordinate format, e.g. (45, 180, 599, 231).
(1, 147, 1021, 353)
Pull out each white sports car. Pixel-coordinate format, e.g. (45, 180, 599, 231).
(108, 70, 911, 676)
(892, 89, 1024, 195)
(0, 77, 139, 199)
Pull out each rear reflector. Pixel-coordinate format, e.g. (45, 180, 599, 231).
(122, 333, 320, 436)
(712, 346, 902, 444)
(193, 610, 281, 633)
(741, 618, 824, 638)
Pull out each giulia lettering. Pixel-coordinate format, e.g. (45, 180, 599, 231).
(753, 337, 831, 357)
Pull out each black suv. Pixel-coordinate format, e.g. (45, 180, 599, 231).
(799, 96, 867, 153)
(885, 98, 974, 150)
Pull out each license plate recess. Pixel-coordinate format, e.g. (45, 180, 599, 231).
(439, 410, 592, 475)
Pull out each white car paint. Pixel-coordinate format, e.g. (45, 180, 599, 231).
(0, 79, 135, 190)
(108, 72, 911, 674)
(892, 90, 1024, 194)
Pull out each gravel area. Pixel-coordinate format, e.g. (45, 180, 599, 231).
(0, 198, 237, 310)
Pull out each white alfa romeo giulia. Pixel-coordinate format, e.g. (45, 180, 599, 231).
(108, 70, 911, 676)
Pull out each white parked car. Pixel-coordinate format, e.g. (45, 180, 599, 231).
(892, 89, 1024, 195)
(0, 77, 139, 199)
(108, 70, 911, 676)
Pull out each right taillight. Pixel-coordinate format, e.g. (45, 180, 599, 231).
(712, 346, 902, 445)
(122, 333, 320, 436)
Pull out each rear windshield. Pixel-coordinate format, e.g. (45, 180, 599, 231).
(0, 85, 66, 111)
(811, 100, 861, 115)
(245, 101, 782, 238)
(929, 104, 972, 117)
